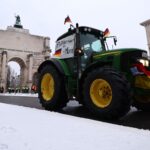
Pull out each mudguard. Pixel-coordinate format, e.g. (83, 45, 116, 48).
(80, 60, 112, 82)
(38, 58, 70, 76)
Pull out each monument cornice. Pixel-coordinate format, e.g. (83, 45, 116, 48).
(140, 19, 150, 26)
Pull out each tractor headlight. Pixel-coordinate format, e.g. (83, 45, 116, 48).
(138, 59, 149, 67)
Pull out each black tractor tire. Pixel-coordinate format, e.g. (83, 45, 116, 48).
(83, 67, 131, 120)
(38, 65, 68, 111)
(133, 95, 150, 111)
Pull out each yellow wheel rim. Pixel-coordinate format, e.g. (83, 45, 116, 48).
(41, 73, 54, 101)
(90, 79, 112, 108)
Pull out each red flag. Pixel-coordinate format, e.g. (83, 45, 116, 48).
(53, 49, 62, 57)
(64, 16, 72, 24)
(133, 63, 150, 76)
(103, 28, 110, 37)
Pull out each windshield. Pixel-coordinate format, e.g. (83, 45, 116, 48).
(80, 33, 103, 52)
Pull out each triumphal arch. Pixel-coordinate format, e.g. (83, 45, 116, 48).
(0, 16, 51, 92)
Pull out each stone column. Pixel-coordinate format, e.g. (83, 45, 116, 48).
(28, 54, 33, 89)
(1, 51, 7, 92)
(140, 19, 150, 53)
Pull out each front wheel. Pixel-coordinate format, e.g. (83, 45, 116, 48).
(38, 65, 68, 111)
(83, 67, 131, 120)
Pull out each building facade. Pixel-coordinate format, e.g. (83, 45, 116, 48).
(0, 25, 51, 92)
(141, 19, 150, 52)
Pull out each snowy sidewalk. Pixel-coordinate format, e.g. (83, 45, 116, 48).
(0, 93, 38, 97)
(0, 103, 150, 150)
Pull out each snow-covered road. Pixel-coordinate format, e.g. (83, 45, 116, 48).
(0, 102, 150, 150)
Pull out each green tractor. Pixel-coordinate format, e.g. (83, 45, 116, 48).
(38, 23, 150, 120)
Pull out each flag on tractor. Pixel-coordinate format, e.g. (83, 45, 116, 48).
(53, 49, 62, 57)
(133, 63, 150, 77)
(64, 16, 72, 24)
(103, 28, 110, 37)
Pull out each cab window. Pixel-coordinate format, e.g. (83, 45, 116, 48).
(80, 33, 103, 52)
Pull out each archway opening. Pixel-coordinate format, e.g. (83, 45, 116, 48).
(6, 57, 26, 93)
(7, 61, 21, 91)
(8, 61, 20, 75)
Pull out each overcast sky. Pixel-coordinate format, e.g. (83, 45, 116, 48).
(0, 0, 150, 51)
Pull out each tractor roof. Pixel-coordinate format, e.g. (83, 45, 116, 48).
(56, 26, 103, 41)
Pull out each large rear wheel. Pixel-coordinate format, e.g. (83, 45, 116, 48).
(83, 67, 131, 120)
(38, 65, 68, 110)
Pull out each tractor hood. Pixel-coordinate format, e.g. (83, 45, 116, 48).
(93, 48, 148, 60)
(93, 48, 148, 72)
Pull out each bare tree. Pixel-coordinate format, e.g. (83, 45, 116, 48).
(6, 66, 19, 89)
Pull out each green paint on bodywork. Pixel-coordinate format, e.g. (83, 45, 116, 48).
(55, 59, 71, 76)
(93, 50, 121, 70)
(53, 48, 149, 97)
(93, 48, 145, 71)
(93, 50, 121, 59)
(55, 58, 77, 96)
(93, 48, 143, 59)
(93, 49, 123, 70)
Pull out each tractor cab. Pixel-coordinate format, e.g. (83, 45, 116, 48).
(53, 25, 107, 59)
(52, 24, 115, 74)
(79, 27, 106, 56)
(52, 24, 118, 73)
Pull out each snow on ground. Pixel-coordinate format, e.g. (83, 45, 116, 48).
(0, 103, 150, 150)
(0, 93, 38, 97)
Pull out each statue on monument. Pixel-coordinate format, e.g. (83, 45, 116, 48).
(15, 15, 21, 25)
(14, 15, 23, 29)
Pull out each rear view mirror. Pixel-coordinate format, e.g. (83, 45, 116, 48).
(114, 37, 117, 45)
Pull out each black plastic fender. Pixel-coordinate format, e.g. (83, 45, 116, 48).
(38, 58, 65, 75)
